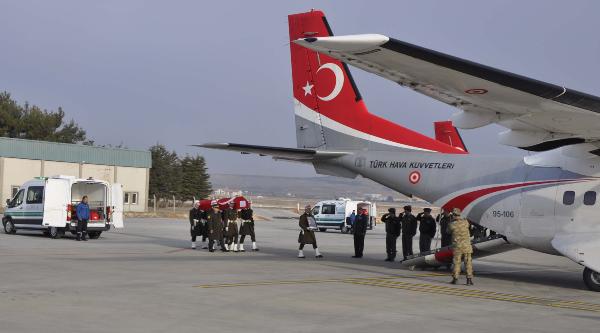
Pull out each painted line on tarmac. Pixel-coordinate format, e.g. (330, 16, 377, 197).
(197, 276, 600, 313)
(195, 274, 448, 289)
(344, 279, 600, 313)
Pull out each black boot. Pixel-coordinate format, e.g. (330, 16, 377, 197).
(76, 233, 81, 241)
(82, 232, 88, 241)
(450, 277, 458, 285)
(466, 278, 474, 286)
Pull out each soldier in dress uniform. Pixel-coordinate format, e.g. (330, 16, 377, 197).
(436, 208, 452, 248)
(352, 209, 369, 258)
(239, 207, 259, 252)
(417, 208, 436, 253)
(381, 207, 401, 261)
(400, 205, 417, 260)
(188, 201, 204, 249)
(298, 205, 323, 259)
(207, 201, 227, 252)
(449, 208, 474, 285)
(223, 202, 240, 252)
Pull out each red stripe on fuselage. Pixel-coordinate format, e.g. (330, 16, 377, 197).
(442, 179, 583, 212)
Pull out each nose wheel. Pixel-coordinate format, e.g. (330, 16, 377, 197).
(583, 267, 600, 291)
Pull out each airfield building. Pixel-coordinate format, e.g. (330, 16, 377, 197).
(0, 137, 151, 212)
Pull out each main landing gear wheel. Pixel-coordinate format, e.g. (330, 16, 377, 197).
(583, 267, 600, 292)
(4, 220, 16, 234)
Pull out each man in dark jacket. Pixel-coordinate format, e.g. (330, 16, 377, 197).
(298, 205, 323, 258)
(75, 195, 90, 241)
(189, 201, 204, 249)
(207, 202, 227, 252)
(381, 207, 401, 261)
(418, 208, 436, 252)
(352, 209, 369, 258)
(437, 208, 452, 247)
(239, 207, 258, 251)
(401, 205, 417, 260)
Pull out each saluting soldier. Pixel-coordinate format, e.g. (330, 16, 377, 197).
(381, 207, 401, 262)
(188, 201, 204, 249)
(400, 205, 417, 260)
(239, 207, 259, 252)
(417, 208, 436, 253)
(298, 205, 323, 259)
(449, 208, 474, 285)
(437, 208, 452, 248)
(223, 202, 240, 252)
(207, 201, 227, 252)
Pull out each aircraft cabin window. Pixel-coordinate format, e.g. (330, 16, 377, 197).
(584, 191, 597, 206)
(563, 191, 575, 205)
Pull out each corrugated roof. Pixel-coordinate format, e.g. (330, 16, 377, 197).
(0, 137, 151, 168)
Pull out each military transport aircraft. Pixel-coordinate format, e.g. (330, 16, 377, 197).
(198, 10, 600, 291)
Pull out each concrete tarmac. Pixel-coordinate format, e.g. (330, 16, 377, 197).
(1, 208, 599, 333)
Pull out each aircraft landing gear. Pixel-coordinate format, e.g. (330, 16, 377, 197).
(583, 267, 600, 292)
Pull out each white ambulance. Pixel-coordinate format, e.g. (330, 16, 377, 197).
(311, 198, 377, 233)
(2, 176, 124, 239)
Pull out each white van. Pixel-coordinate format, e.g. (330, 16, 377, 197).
(2, 176, 124, 239)
(311, 198, 377, 233)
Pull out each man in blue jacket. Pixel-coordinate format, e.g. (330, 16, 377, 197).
(76, 196, 90, 241)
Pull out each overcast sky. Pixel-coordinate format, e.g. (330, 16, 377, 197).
(2, 1, 600, 177)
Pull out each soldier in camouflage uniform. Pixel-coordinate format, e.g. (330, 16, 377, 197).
(449, 208, 474, 285)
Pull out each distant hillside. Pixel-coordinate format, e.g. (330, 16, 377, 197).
(210, 173, 409, 201)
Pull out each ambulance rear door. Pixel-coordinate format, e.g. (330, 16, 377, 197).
(42, 178, 70, 227)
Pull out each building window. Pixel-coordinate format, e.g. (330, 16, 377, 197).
(11, 186, 20, 198)
(563, 191, 575, 205)
(584, 191, 596, 206)
(26, 186, 44, 204)
(124, 192, 139, 205)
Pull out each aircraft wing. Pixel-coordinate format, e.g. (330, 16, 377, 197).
(194, 143, 348, 161)
(294, 35, 600, 151)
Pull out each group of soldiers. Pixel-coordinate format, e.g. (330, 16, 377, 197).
(189, 201, 475, 285)
(381, 205, 474, 285)
(188, 201, 258, 252)
(381, 205, 439, 261)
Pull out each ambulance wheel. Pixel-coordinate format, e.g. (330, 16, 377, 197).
(48, 227, 63, 239)
(88, 231, 102, 239)
(3, 219, 16, 234)
(319, 228, 327, 232)
(583, 267, 600, 292)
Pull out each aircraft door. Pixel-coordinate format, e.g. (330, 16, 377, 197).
(519, 167, 561, 239)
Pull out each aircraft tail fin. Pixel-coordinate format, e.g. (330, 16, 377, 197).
(434, 121, 468, 152)
(289, 10, 465, 154)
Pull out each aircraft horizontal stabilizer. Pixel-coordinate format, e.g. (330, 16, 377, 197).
(194, 143, 349, 161)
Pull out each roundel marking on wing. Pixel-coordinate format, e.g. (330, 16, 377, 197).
(317, 63, 345, 101)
